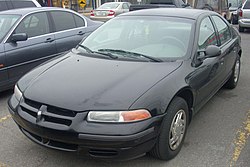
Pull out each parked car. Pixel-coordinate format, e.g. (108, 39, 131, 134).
(129, 0, 191, 11)
(229, 0, 242, 24)
(193, 0, 232, 23)
(8, 8, 241, 161)
(0, 7, 102, 92)
(90, 2, 131, 22)
(238, 0, 250, 32)
(0, 0, 41, 11)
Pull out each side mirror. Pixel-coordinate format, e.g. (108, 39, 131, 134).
(11, 33, 28, 43)
(197, 45, 221, 60)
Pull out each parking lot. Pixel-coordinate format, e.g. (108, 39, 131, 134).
(0, 28, 250, 167)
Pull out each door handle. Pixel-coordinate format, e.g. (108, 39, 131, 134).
(78, 31, 85, 36)
(45, 38, 54, 43)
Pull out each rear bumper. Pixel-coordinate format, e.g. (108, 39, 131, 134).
(239, 19, 250, 28)
(89, 16, 114, 22)
(8, 95, 163, 160)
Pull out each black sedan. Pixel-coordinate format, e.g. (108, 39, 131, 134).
(0, 7, 102, 92)
(8, 8, 241, 160)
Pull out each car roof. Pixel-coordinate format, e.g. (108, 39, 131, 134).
(0, 7, 73, 15)
(121, 8, 217, 20)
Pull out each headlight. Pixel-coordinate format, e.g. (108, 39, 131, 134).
(87, 109, 151, 123)
(14, 85, 23, 101)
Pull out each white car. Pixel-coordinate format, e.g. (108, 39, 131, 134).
(238, 0, 250, 32)
(0, 0, 41, 12)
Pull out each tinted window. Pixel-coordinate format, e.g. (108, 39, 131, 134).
(0, 1, 8, 11)
(198, 17, 217, 49)
(73, 14, 85, 27)
(15, 12, 50, 38)
(122, 3, 129, 9)
(98, 3, 120, 9)
(12, 1, 36, 8)
(0, 14, 20, 42)
(51, 11, 76, 31)
(212, 15, 231, 45)
(243, 0, 250, 9)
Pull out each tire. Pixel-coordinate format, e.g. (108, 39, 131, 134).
(239, 26, 244, 32)
(224, 56, 240, 89)
(202, 5, 213, 11)
(150, 97, 189, 160)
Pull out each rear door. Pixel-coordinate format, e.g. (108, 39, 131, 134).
(4, 11, 56, 85)
(49, 11, 87, 53)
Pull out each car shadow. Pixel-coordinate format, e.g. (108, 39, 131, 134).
(0, 89, 13, 99)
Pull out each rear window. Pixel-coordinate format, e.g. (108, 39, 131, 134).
(12, 1, 36, 8)
(98, 3, 120, 9)
(0, 1, 8, 11)
(243, 1, 250, 9)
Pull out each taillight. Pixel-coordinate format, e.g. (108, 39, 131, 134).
(108, 10, 115, 16)
(239, 9, 243, 17)
(90, 10, 94, 16)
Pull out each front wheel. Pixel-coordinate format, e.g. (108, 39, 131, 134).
(224, 56, 240, 89)
(239, 26, 244, 32)
(150, 97, 189, 160)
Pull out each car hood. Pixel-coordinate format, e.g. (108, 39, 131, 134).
(22, 52, 182, 112)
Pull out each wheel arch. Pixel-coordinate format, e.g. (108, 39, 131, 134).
(168, 87, 194, 124)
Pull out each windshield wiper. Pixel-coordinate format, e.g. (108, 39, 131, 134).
(78, 44, 118, 59)
(98, 49, 162, 62)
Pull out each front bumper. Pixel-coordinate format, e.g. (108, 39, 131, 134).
(8, 95, 163, 160)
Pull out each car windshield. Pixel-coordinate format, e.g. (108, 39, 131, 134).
(0, 14, 21, 42)
(79, 16, 193, 61)
(98, 3, 120, 9)
(243, 0, 250, 9)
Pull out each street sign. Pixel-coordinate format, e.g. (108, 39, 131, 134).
(78, 0, 86, 8)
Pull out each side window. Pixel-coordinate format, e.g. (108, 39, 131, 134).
(73, 14, 85, 27)
(0, 1, 8, 11)
(51, 11, 76, 31)
(11, 1, 36, 8)
(15, 12, 50, 38)
(198, 17, 217, 49)
(212, 15, 231, 46)
(122, 3, 129, 9)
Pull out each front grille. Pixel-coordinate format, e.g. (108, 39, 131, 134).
(20, 98, 77, 127)
(89, 149, 118, 157)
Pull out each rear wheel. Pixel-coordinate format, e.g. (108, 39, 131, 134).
(150, 97, 189, 160)
(224, 56, 240, 89)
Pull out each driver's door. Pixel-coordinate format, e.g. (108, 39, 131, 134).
(190, 16, 225, 112)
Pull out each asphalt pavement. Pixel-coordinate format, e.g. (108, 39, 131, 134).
(0, 27, 249, 167)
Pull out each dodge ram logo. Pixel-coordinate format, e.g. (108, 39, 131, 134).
(37, 105, 47, 122)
